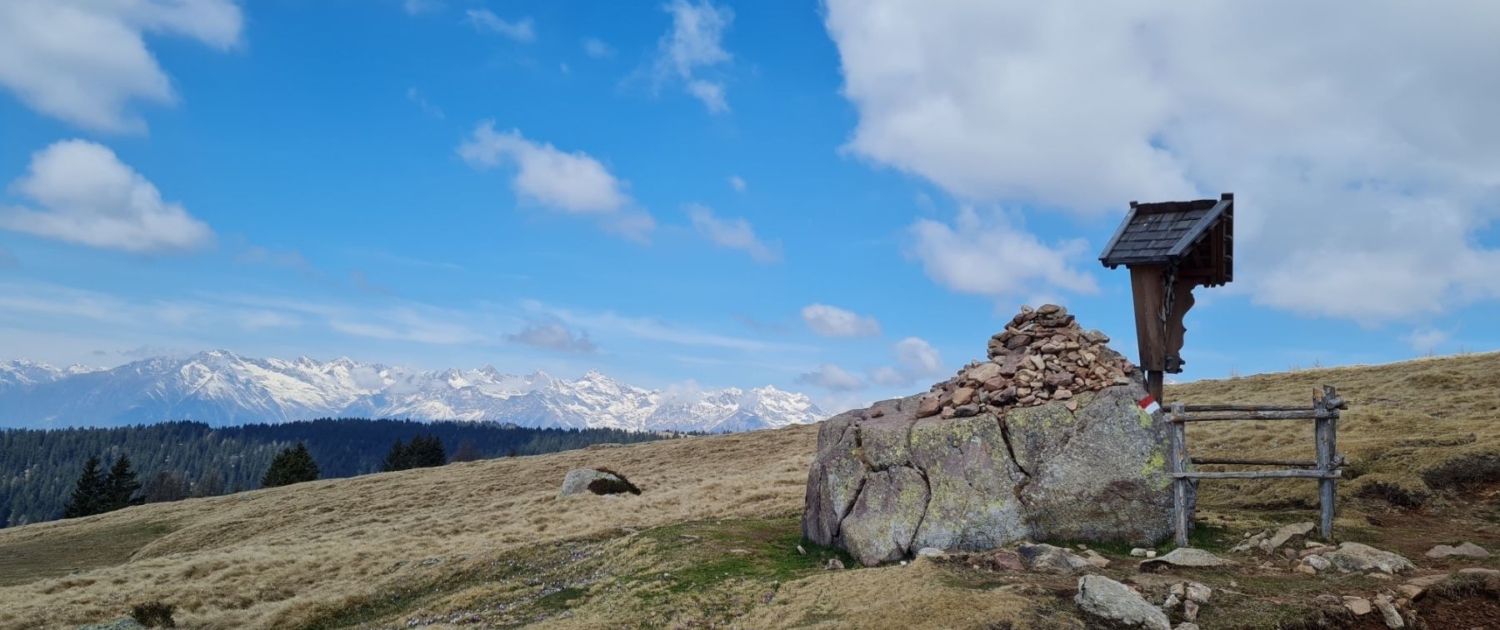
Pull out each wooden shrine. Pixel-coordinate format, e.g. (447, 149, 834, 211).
(1098, 193, 1234, 402)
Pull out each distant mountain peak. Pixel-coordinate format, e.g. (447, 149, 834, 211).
(0, 352, 829, 432)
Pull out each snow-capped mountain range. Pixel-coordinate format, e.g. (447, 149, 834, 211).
(0, 351, 829, 432)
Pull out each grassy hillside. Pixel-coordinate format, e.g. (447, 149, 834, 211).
(0, 352, 1497, 629)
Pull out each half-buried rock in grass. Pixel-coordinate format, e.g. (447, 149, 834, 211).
(559, 467, 641, 498)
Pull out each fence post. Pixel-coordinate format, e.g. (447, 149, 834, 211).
(1170, 401, 1189, 547)
(1315, 387, 1338, 540)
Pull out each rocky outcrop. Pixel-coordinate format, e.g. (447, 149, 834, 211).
(802, 305, 1173, 566)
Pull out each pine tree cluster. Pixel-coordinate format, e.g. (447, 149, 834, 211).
(62, 455, 142, 518)
(381, 434, 447, 472)
(261, 443, 320, 488)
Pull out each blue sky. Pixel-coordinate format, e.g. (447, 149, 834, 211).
(1, 0, 1498, 410)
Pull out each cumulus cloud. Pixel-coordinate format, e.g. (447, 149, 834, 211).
(506, 321, 598, 353)
(583, 38, 615, 59)
(823, 0, 1500, 322)
(906, 207, 1098, 302)
(795, 363, 865, 392)
(466, 9, 535, 43)
(800, 304, 882, 338)
(457, 121, 654, 241)
(688, 204, 781, 263)
(870, 336, 947, 386)
(0, 0, 243, 133)
(657, 0, 734, 113)
(0, 140, 215, 253)
(728, 175, 747, 192)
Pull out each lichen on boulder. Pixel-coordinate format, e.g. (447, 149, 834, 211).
(802, 305, 1174, 566)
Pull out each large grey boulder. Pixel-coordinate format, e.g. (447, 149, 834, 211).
(559, 468, 640, 498)
(802, 381, 1172, 566)
(1075, 575, 1172, 630)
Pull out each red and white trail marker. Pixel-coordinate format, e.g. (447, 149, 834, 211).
(1137, 395, 1161, 415)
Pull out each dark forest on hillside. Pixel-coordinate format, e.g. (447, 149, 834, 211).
(0, 419, 668, 528)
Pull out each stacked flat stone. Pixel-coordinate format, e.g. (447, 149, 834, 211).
(918, 304, 1134, 420)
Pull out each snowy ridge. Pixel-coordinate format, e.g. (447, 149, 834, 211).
(0, 352, 828, 432)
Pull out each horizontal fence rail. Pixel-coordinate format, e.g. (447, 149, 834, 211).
(1169, 385, 1346, 547)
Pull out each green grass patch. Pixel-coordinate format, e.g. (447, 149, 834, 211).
(634, 517, 853, 594)
(0, 520, 176, 587)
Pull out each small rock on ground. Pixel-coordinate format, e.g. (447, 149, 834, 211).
(1425, 542, 1489, 559)
(1018, 543, 1093, 574)
(1141, 548, 1230, 571)
(1343, 596, 1373, 616)
(1074, 575, 1172, 630)
(1324, 542, 1415, 575)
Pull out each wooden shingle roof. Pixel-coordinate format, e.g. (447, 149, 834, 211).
(1099, 193, 1233, 268)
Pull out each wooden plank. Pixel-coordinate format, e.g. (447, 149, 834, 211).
(1173, 409, 1330, 422)
(1174, 470, 1341, 480)
(1316, 385, 1338, 540)
(1130, 266, 1168, 373)
(1170, 402, 1189, 548)
(1191, 457, 1318, 468)
(1181, 404, 1316, 412)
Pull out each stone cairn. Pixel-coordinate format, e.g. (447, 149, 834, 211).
(918, 304, 1135, 420)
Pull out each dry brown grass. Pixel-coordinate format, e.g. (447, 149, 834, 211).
(1, 351, 1497, 630)
(0, 429, 816, 629)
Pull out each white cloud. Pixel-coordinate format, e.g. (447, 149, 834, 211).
(522, 299, 812, 355)
(657, 0, 734, 113)
(906, 207, 1097, 301)
(466, 9, 535, 43)
(796, 363, 866, 392)
(729, 175, 747, 192)
(406, 87, 444, 119)
(870, 336, 947, 387)
(1402, 327, 1451, 354)
(688, 204, 781, 263)
(0, 139, 214, 253)
(457, 121, 654, 241)
(583, 38, 615, 59)
(893, 337, 944, 376)
(800, 304, 882, 338)
(686, 80, 729, 114)
(823, 0, 1500, 322)
(506, 321, 597, 353)
(0, 0, 242, 133)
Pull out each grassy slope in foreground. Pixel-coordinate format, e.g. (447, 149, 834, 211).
(0, 351, 1496, 629)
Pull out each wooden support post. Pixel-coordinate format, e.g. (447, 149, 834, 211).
(1170, 401, 1189, 548)
(1147, 371, 1165, 407)
(1315, 386, 1339, 540)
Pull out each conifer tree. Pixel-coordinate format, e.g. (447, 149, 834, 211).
(410, 434, 446, 468)
(103, 455, 142, 511)
(381, 438, 410, 472)
(261, 443, 320, 487)
(62, 456, 108, 519)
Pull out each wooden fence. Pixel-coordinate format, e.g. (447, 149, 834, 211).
(1168, 385, 1347, 547)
